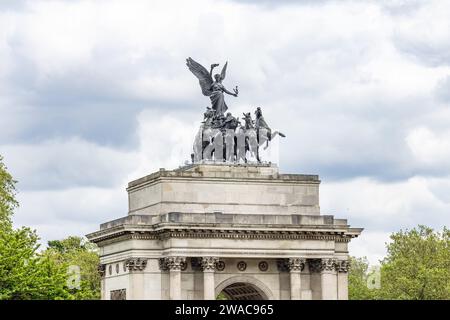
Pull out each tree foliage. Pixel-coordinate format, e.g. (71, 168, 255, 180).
(0, 155, 100, 300)
(0, 155, 18, 225)
(348, 256, 379, 300)
(349, 225, 450, 300)
(379, 225, 450, 300)
(46, 236, 101, 299)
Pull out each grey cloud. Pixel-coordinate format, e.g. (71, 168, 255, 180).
(377, 0, 427, 15)
(2, 138, 137, 191)
(435, 75, 450, 102)
(393, 36, 450, 67)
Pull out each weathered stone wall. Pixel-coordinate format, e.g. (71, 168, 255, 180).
(127, 164, 320, 216)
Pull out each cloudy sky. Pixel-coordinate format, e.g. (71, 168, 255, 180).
(1, 0, 449, 265)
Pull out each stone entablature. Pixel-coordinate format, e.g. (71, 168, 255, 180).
(87, 164, 362, 300)
(88, 212, 361, 247)
(99, 212, 345, 230)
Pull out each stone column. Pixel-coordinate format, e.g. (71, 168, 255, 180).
(309, 258, 338, 300)
(201, 257, 218, 300)
(288, 258, 305, 300)
(336, 260, 350, 300)
(320, 259, 338, 300)
(98, 264, 106, 300)
(124, 258, 148, 300)
(164, 257, 186, 300)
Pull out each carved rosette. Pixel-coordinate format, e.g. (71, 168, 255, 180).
(336, 260, 350, 273)
(98, 264, 106, 277)
(164, 256, 186, 271)
(288, 258, 306, 272)
(308, 258, 337, 273)
(201, 257, 219, 271)
(215, 260, 226, 271)
(124, 258, 148, 271)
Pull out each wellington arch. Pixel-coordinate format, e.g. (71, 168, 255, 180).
(86, 58, 363, 300)
(86, 163, 362, 300)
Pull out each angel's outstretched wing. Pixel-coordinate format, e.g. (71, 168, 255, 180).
(186, 57, 213, 96)
(220, 61, 228, 81)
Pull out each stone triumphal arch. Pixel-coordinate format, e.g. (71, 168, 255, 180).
(87, 163, 362, 300)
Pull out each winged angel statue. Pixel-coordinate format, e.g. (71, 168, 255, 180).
(186, 57, 238, 117)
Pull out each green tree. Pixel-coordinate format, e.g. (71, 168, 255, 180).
(46, 236, 100, 299)
(379, 225, 450, 300)
(0, 155, 70, 300)
(0, 226, 71, 299)
(0, 155, 18, 225)
(348, 256, 379, 300)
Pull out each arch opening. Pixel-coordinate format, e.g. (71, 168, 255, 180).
(217, 282, 267, 300)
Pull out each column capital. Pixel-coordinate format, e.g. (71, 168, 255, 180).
(308, 258, 338, 273)
(160, 256, 186, 271)
(98, 264, 106, 277)
(124, 258, 148, 271)
(201, 256, 219, 271)
(336, 259, 350, 273)
(288, 258, 306, 272)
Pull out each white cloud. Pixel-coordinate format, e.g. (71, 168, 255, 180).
(406, 127, 450, 166)
(348, 231, 391, 265)
(14, 186, 127, 246)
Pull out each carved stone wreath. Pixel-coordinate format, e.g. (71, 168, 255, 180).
(258, 261, 269, 272)
(237, 261, 247, 271)
(215, 260, 225, 271)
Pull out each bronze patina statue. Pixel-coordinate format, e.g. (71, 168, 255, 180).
(187, 57, 284, 163)
(186, 57, 238, 118)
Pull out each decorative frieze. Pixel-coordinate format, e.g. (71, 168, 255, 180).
(201, 257, 219, 271)
(124, 258, 148, 271)
(91, 228, 356, 246)
(288, 258, 306, 272)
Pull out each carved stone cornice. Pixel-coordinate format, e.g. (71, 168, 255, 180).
(124, 258, 148, 271)
(201, 257, 219, 271)
(288, 258, 306, 272)
(98, 264, 106, 277)
(336, 259, 350, 273)
(163, 256, 186, 271)
(90, 226, 359, 246)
